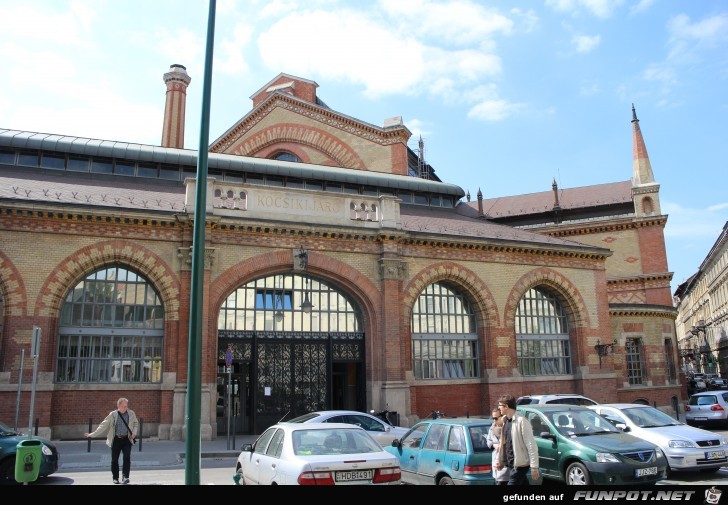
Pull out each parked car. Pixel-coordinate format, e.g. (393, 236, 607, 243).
(235, 422, 401, 485)
(384, 416, 494, 485)
(0, 422, 60, 484)
(286, 410, 409, 447)
(708, 378, 728, 390)
(517, 404, 667, 485)
(685, 391, 728, 428)
(516, 394, 598, 406)
(688, 377, 708, 394)
(589, 403, 728, 475)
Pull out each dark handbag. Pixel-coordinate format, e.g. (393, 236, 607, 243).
(117, 410, 137, 444)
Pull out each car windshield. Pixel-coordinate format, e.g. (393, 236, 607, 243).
(0, 421, 18, 436)
(287, 413, 322, 423)
(549, 409, 621, 437)
(622, 407, 681, 428)
(292, 428, 382, 456)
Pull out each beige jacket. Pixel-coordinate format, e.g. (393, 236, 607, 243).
(89, 409, 139, 448)
(496, 413, 539, 470)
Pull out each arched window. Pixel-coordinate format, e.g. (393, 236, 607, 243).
(272, 152, 301, 163)
(642, 197, 654, 215)
(515, 287, 571, 376)
(219, 273, 360, 332)
(411, 282, 478, 379)
(57, 266, 164, 383)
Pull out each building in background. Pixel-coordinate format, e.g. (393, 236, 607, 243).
(674, 222, 728, 379)
(0, 66, 681, 440)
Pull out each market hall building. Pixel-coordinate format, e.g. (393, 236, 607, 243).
(0, 66, 681, 440)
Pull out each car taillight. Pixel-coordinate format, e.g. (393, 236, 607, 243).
(711, 405, 724, 411)
(464, 464, 492, 475)
(372, 467, 401, 483)
(685, 405, 691, 412)
(297, 471, 335, 485)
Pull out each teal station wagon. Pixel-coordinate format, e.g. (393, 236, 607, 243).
(385, 417, 495, 485)
(517, 405, 667, 485)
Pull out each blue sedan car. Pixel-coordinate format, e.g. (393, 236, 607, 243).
(0, 422, 60, 484)
(385, 417, 495, 485)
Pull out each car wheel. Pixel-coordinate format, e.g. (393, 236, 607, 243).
(235, 466, 246, 485)
(437, 475, 454, 485)
(566, 462, 592, 485)
(664, 463, 672, 478)
(0, 457, 17, 484)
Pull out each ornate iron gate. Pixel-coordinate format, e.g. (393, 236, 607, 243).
(218, 330, 363, 434)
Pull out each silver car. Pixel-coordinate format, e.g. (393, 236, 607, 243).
(685, 391, 728, 428)
(590, 403, 728, 475)
(235, 422, 401, 485)
(287, 410, 409, 447)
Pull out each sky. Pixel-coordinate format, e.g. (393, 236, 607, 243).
(1, 0, 726, 295)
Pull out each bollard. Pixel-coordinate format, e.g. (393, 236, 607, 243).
(87, 417, 92, 452)
(138, 418, 143, 452)
(34, 417, 39, 436)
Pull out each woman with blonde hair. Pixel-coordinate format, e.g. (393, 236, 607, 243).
(486, 407, 510, 484)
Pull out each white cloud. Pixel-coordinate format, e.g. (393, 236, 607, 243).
(405, 119, 432, 146)
(662, 201, 728, 239)
(572, 34, 601, 53)
(467, 99, 526, 122)
(579, 80, 600, 95)
(257, 9, 503, 98)
(629, 0, 654, 15)
(545, 0, 625, 18)
(217, 22, 254, 75)
(379, 0, 514, 44)
(643, 64, 678, 85)
(510, 8, 539, 33)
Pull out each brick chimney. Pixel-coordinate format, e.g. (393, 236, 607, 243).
(161, 64, 191, 148)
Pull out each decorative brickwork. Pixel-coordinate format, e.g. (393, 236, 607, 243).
(503, 268, 590, 329)
(403, 261, 499, 328)
(34, 240, 181, 320)
(0, 250, 27, 317)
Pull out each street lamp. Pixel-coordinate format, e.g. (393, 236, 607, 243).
(594, 339, 617, 368)
(295, 246, 314, 314)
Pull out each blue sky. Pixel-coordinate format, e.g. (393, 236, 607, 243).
(1, 0, 726, 294)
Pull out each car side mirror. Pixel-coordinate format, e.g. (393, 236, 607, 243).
(391, 439, 401, 448)
(615, 423, 629, 432)
(540, 432, 555, 440)
(385, 426, 391, 432)
(242, 443, 253, 452)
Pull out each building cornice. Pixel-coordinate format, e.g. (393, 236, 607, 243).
(609, 303, 678, 319)
(544, 215, 668, 238)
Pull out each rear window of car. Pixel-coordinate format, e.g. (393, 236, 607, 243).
(516, 398, 538, 405)
(545, 397, 597, 406)
(467, 424, 491, 452)
(689, 395, 718, 406)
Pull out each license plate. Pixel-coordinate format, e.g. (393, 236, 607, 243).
(694, 417, 708, 421)
(335, 470, 373, 482)
(635, 467, 657, 477)
(706, 450, 725, 459)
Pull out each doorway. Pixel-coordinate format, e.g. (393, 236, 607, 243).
(216, 362, 251, 436)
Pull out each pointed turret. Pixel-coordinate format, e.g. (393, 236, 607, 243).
(630, 104, 661, 217)
(477, 188, 484, 217)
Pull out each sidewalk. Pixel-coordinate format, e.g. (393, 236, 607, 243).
(55, 435, 257, 471)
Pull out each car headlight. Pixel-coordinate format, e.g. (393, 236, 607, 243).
(41, 444, 53, 456)
(655, 449, 664, 458)
(596, 452, 620, 463)
(668, 440, 695, 448)
(720, 437, 728, 446)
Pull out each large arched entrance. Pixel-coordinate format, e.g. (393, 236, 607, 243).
(216, 273, 365, 435)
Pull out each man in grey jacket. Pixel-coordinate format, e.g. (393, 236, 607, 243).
(85, 397, 139, 484)
(494, 394, 540, 485)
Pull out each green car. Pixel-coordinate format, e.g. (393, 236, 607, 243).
(385, 417, 495, 485)
(516, 405, 667, 485)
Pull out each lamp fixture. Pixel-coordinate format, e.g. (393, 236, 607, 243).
(300, 276, 313, 314)
(594, 338, 617, 368)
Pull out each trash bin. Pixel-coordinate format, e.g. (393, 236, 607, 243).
(15, 439, 43, 484)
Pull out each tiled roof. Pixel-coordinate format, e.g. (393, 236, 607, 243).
(0, 169, 184, 212)
(465, 180, 632, 218)
(400, 205, 610, 252)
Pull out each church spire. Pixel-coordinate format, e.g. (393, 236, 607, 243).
(631, 103, 655, 186)
(630, 104, 661, 218)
